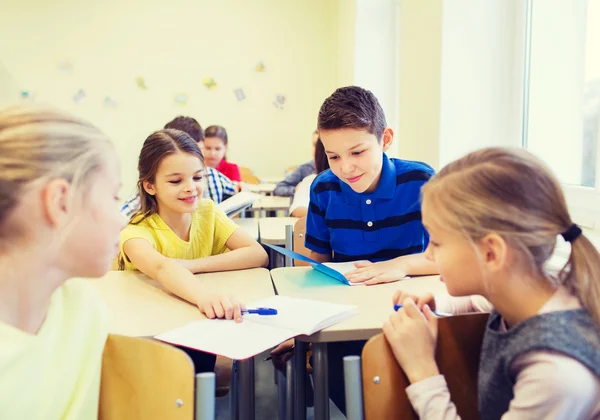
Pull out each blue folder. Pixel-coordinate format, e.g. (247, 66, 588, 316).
(263, 243, 353, 285)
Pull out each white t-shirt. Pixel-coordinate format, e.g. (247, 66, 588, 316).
(289, 174, 317, 215)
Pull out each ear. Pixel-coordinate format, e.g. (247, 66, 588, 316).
(40, 178, 71, 227)
(381, 127, 394, 152)
(143, 180, 156, 196)
(478, 233, 508, 273)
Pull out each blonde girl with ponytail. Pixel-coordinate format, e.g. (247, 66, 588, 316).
(384, 147, 600, 420)
(0, 105, 125, 419)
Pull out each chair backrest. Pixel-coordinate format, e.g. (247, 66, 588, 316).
(239, 166, 260, 184)
(292, 216, 311, 266)
(361, 313, 488, 420)
(99, 334, 195, 420)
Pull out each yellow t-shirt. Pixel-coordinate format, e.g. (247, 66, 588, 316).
(0, 279, 108, 420)
(120, 198, 239, 271)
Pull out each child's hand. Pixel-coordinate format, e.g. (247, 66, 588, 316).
(345, 260, 407, 285)
(392, 291, 436, 311)
(196, 294, 244, 323)
(383, 297, 440, 384)
(269, 339, 295, 371)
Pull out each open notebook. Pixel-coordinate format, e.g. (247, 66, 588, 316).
(155, 295, 357, 360)
(218, 192, 260, 218)
(264, 243, 409, 285)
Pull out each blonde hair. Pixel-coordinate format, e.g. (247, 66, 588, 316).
(423, 147, 600, 326)
(0, 104, 113, 243)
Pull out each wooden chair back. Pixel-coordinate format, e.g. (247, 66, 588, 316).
(99, 334, 195, 420)
(239, 166, 260, 184)
(292, 216, 311, 266)
(361, 313, 488, 420)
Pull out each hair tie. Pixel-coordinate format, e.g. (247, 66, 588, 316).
(561, 224, 582, 243)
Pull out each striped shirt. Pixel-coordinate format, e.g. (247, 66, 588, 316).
(305, 154, 434, 262)
(120, 167, 236, 218)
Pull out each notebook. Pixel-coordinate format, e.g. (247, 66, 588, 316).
(218, 192, 260, 218)
(264, 243, 411, 285)
(155, 295, 357, 360)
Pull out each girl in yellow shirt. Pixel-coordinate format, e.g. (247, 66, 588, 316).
(0, 105, 126, 419)
(119, 129, 268, 322)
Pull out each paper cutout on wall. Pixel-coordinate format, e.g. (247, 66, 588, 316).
(20, 90, 34, 100)
(57, 60, 74, 73)
(174, 93, 189, 105)
(73, 89, 86, 104)
(135, 77, 149, 90)
(234, 88, 246, 101)
(103, 96, 119, 108)
(203, 77, 217, 90)
(273, 94, 285, 109)
(255, 61, 266, 72)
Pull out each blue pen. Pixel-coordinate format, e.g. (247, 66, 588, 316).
(393, 304, 451, 317)
(242, 307, 278, 316)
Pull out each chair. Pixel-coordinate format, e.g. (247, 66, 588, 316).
(99, 334, 215, 420)
(239, 166, 261, 184)
(345, 313, 488, 420)
(285, 216, 310, 267)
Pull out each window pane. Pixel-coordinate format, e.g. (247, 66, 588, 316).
(526, 0, 599, 187)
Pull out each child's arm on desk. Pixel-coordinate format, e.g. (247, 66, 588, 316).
(182, 229, 268, 273)
(345, 253, 438, 285)
(122, 238, 244, 321)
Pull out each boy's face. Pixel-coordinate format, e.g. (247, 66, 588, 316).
(320, 128, 393, 193)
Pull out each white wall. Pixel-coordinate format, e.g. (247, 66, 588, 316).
(438, 0, 523, 167)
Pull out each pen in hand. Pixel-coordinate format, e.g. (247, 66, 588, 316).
(241, 307, 278, 316)
(393, 304, 451, 317)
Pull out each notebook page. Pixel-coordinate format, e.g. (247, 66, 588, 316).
(155, 318, 296, 360)
(245, 295, 357, 336)
(322, 261, 411, 284)
(218, 192, 260, 217)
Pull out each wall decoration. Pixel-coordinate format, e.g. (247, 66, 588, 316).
(73, 89, 86, 103)
(135, 76, 149, 90)
(273, 94, 285, 109)
(234, 88, 246, 101)
(20, 90, 33, 100)
(57, 60, 74, 73)
(255, 61, 266, 72)
(103, 96, 119, 108)
(203, 77, 217, 90)
(174, 92, 189, 105)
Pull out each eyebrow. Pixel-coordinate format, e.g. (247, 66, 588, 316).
(325, 142, 366, 154)
(165, 170, 203, 177)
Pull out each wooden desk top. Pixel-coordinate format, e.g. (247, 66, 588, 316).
(247, 183, 277, 195)
(235, 217, 259, 240)
(259, 217, 299, 245)
(270, 267, 447, 343)
(251, 196, 291, 210)
(89, 268, 274, 337)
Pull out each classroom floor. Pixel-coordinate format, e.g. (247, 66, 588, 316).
(215, 350, 346, 419)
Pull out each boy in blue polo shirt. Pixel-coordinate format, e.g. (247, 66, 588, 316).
(306, 86, 438, 414)
(306, 86, 437, 283)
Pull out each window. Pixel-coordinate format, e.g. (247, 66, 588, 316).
(523, 0, 600, 227)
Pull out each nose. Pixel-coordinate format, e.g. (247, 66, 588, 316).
(424, 243, 434, 261)
(340, 158, 355, 175)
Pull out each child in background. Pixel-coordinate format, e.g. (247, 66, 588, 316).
(121, 116, 237, 217)
(0, 105, 125, 419)
(289, 137, 329, 218)
(386, 148, 600, 419)
(204, 125, 242, 182)
(119, 129, 268, 372)
(274, 130, 320, 197)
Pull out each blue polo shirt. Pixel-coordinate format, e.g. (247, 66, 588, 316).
(305, 154, 434, 262)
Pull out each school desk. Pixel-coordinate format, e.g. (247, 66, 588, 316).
(248, 196, 291, 217)
(235, 217, 259, 240)
(258, 217, 298, 268)
(89, 269, 274, 420)
(247, 182, 277, 196)
(269, 267, 447, 420)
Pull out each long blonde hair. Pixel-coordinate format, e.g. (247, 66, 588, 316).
(0, 104, 113, 245)
(423, 147, 600, 326)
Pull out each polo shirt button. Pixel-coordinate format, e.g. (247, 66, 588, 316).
(367, 221, 373, 227)
(366, 199, 372, 205)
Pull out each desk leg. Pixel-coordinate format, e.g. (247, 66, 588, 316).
(313, 343, 329, 420)
(293, 341, 307, 420)
(238, 357, 255, 420)
(230, 361, 239, 420)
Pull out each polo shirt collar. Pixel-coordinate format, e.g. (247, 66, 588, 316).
(339, 153, 396, 203)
